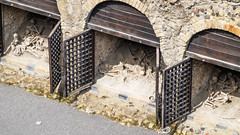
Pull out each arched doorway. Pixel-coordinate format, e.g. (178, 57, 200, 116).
(86, 1, 160, 48)
(62, 1, 161, 105)
(62, 1, 163, 128)
(160, 29, 240, 128)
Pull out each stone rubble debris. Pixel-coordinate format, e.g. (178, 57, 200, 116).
(97, 42, 157, 101)
(98, 42, 156, 80)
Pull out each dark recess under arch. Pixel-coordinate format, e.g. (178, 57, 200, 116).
(86, 1, 160, 48)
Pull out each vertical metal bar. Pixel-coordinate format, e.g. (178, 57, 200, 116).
(0, 4, 3, 57)
(92, 30, 95, 83)
(161, 68, 166, 128)
(48, 30, 53, 93)
(48, 21, 62, 93)
(63, 40, 67, 97)
(155, 47, 160, 125)
(189, 59, 193, 112)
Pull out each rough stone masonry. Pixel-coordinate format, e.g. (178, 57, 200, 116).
(57, 0, 240, 66)
(56, 0, 240, 98)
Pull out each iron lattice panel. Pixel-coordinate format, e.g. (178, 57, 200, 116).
(49, 22, 62, 93)
(162, 58, 192, 128)
(64, 29, 94, 97)
(0, 4, 3, 56)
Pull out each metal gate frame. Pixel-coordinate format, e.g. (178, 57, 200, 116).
(63, 29, 95, 97)
(48, 21, 62, 93)
(0, 4, 3, 57)
(155, 47, 161, 125)
(161, 58, 192, 128)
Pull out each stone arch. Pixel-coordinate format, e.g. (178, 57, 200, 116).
(180, 17, 240, 44)
(84, 0, 148, 14)
(85, 1, 160, 47)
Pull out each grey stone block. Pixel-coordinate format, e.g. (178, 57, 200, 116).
(232, 132, 239, 135)
(0, 57, 6, 62)
(118, 94, 128, 101)
(91, 85, 99, 92)
(148, 103, 156, 108)
(216, 123, 227, 130)
(26, 65, 35, 72)
(195, 129, 201, 134)
(187, 115, 194, 120)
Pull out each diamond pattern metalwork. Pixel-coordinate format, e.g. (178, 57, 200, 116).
(0, 4, 3, 56)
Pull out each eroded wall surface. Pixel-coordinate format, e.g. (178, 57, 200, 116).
(56, 0, 240, 97)
(3, 5, 28, 47)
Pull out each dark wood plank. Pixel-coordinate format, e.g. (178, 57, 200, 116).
(201, 32, 240, 49)
(187, 30, 240, 72)
(87, 23, 159, 48)
(89, 17, 159, 42)
(0, 0, 60, 19)
(92, 13, 154, 35)
(96, 5, 146, 22)
(211, 30, 240, 41)
(188, 43, 240, 65)
(191, 36, 240, 57)
(186, 51, 240, 72)
(17, 0, 58, 10)
(92, 9, 153, 30)
(96, 1, 145, 18)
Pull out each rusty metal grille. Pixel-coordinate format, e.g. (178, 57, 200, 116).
(48, 21, 62, 93)
(0, 4, 3, 56)
(161, 58, 192, 128)
(63, 29, 94, 97)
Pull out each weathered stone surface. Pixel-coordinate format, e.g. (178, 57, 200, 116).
(2, 5, 28, 46)
(71, 91, 160, 130)
(0, 64, 52, 98)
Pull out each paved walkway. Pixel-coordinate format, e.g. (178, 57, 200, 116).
(0, 84, 158, 135)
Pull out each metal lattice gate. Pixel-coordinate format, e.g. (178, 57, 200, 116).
(0, 4, 3, 56)
(48, 21, 62, 93)
(161, 58, 192, 128)
(63, 29, 94, 97)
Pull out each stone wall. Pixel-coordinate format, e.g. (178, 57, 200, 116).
(95, 31, 123, 70)
(192, 60, 214, 99)
(56, 0, 240, 98)
(2, 5, 28, 47)
(57, 0, 240, 66)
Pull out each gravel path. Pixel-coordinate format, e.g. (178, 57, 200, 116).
(0, 84, 158, 135)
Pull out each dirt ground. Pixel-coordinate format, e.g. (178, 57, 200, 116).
(96, 40, 157, 102)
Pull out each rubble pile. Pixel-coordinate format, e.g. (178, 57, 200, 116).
(204, 68, 240, 108)
(72, 92, 159, 130)
(96, 41, 157, 101)
(98, 41, 156, 81)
